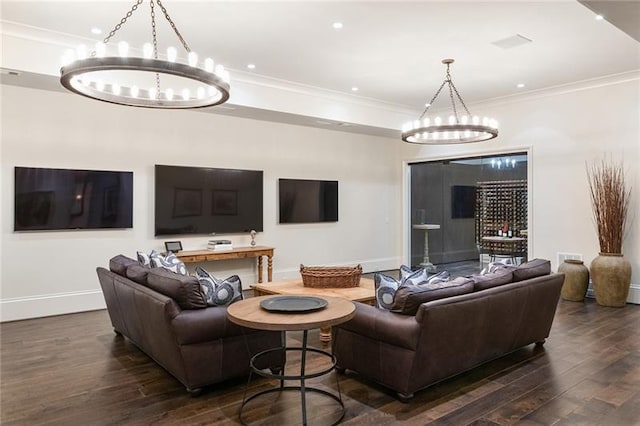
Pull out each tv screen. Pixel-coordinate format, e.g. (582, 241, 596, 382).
(155, 165, 263, 236)
(451, 185, 477, 219)
(279, 178, 338, 224)
(14, 167, 133, 231)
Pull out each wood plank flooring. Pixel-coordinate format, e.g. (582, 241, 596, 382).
(2, 298, 639, 425)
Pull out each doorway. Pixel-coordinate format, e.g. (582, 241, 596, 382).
(409, 152, 528, 277)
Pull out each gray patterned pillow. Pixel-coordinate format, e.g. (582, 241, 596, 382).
(375, 268, 438, 310)
(137, 250, 152, 267)
(194, 266, 244, 306)
(150, 251, 187, 275)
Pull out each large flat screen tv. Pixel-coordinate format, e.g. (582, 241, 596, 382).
(279, 178, 338, 224)
(14, 167, 133, 231)
(155, 165, 263, 236)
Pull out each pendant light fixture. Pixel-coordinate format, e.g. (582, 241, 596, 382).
(402, 59, 498, 144)
(59, 0, 230, 109)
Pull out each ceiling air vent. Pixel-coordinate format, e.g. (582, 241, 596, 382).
(491, 34, 533, 49)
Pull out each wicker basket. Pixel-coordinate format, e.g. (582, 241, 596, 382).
(300, 264, 363, 288)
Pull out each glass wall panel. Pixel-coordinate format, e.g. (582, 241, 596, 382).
(410, 153, 528, 276)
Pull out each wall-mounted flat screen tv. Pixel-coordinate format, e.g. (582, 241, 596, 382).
(451, 185, 477, 219)
(155, 165, 263, 236)
(14, 167, 133, 231)
(279, 178, 338, 224)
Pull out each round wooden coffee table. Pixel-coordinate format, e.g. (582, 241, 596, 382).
(227, 295, 355, 426)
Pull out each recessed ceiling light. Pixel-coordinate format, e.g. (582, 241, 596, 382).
(333, 22, 343, 30)
(595, 14, 604, 21)
(91, 27, 102, 35)
(247, 64, 256, 69)
(351, 86, 358, 92)
(516, 83, 525, 89)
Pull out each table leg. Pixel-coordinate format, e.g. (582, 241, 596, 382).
(319, 326, 332, 343)
(421, 230, 436, 272)
(257, 256, 263, 283)
(300, 330, 308, 426)
(267, 255, 273, 282)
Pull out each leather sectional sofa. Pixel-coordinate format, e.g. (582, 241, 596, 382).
(332, 259, 563, 401)
(96, 255, 283, 395)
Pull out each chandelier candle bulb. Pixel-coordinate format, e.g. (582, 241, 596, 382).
(214, 64, 225, 77)
(166, 47, 177, 62)
(204, 58, 214, 72)
(149, 87, 157, 100)
(143, 43, 153, 59)
(188, 52, 198, 67)
(112, 83, 121, 96)
(130, 86, 139, 98)
(423, 117, 430, 126)
(96, 80, 105, 91)
(449, 115, 456, 125)
(165, 88, 174, 100)
(197, 87, 205, 99)
(95, 42, 106, 57)
(434, 116, 442, 125)
(118, 41, 129, 57)
(181, 88, 190, 100)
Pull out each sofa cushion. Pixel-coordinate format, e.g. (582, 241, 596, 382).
(147, 268, 207, 310)
(109, 255, 137, 277)
(194, 267, 243, 307)
(472, 267, 514, 291)
(513, 258, 551, 282)
(391, 277, 474, 315)
(399, 265, 429, 284)
(126, 263, 151, 285)
(150, 251, 187, 275)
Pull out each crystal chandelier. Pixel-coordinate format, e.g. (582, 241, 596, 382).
(402, 59, 498, 144)
(59, 0, 230, 109)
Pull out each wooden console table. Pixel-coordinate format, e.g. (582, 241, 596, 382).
(175, 246, 274, 283)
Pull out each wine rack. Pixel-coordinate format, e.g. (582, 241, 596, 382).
(475, 180, 528, 260)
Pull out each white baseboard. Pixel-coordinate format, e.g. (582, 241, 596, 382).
(1, 290, 106, 322)
(585, 283, 639, 305)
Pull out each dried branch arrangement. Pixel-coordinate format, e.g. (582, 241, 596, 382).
(587, 157, 631, 254)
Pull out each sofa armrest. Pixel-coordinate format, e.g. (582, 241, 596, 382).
(336, 302, 420, 350)
(173, 306, 248, 345)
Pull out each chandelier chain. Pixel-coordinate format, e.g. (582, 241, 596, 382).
(102, 0, 144, 45)
(156, 0, 191, 52)
(419, 80, 447, 120)
(448, 81, 459, 121)
(150, 0, 161, 98)
(450, 81, 472, 117)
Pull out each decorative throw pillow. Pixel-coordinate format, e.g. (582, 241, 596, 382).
(391, 277, 474, 315)
(399, 265, 429, 284)
(150, 251, 187, 275)
(194, 266, 244, 307)
(137, 250, 152, 267)
(374, 268, 443, 310)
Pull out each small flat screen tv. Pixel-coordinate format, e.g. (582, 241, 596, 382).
(279, 178, 338, 224)
(451, 185, 477, 219)
(155, 165, 263, 236)
(14, 167, 133, 231)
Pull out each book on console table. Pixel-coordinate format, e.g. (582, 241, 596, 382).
(208, 243, 233, 251)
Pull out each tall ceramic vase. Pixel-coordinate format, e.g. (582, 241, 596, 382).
(590, 253, 632, 307)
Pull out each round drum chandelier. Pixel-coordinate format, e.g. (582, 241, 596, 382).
(402, 59, 498, 144)
(59, 0, 230, 109)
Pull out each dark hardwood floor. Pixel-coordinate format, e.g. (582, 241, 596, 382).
(2, 298, 639, 425)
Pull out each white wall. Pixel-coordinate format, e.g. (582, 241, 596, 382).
(0, 85, 403, 321)
(402, 75, 640, 303)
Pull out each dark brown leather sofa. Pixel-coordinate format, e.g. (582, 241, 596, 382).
(97, 255, 283, 395)
(332, 260, 563, 401)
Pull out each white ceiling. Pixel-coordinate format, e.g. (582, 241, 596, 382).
(1, 1, 639, 121)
